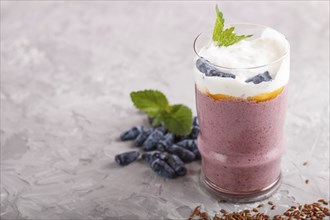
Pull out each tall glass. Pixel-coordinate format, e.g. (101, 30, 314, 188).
(194, 24, 290, 202)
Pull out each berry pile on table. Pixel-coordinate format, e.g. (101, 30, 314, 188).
(115, 117, 200, 178)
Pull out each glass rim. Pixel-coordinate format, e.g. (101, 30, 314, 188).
(193, 23, 290, 70)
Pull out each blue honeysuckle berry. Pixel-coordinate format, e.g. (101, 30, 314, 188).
(120, 126, 143, 141)
(176, 139, 200, 160)
(143, 129, 164, 151)
(207, 69, 236, 78)
(151, 151, 169, 161)
(157, 133, 174, 152)
(193, 116, 199, 126)
(245, 71, 272, 84)
(154, 124, 167, 134)
(189, 126, 200, 139)
(158, 152, 169, 161)
(151, 158, 176, 179)
(196, 58, 236, 79)
(194, 148, 201, 160)
(115, 151, 140, 166)
(176, 139, 197, 152)
(156, 143, 166, 152)
(167, 144, 196, 162)
(219, 72, 236, 78)
(142, 151, 168, 165)
(196, 58, 210, 74)
(134, 129, 151, 147)
(142, 152, 157, 165)
(208, 69, 220, 76)
(166, 154, 187, 176)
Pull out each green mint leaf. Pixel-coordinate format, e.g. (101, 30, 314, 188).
(130, 90, 169, 117)
(130, 90, 193, 136)
(213, 4, 252, 47)
(218, 26, 252, 46)
(212, 4, 224, 42)
(161, 104, 192, 136)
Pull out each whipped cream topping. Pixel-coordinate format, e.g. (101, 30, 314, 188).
(194, 27, 290, 98)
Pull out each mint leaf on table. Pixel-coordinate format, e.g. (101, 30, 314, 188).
(130, 90, 193, 136)
(130, 90, 169, 117)
(212, 4, 252, 47)
(161, 105, 193, 136)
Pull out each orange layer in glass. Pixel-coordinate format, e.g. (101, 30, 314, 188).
(207, 86, 284, 103)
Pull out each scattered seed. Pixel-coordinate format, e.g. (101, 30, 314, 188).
(188, 205, 200, 220)
(189, 199, 330, 220)
(318, 199, 329, 205)
(199, 211, 209, 219)
(213, 214, 221, 220)
(257, 204, 264, 208)
(220, 209, 227, 214)
(305, 179, 310, 184)
(268, 201, 274, 206)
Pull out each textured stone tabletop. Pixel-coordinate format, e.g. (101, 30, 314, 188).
(1, 1, 329, 219)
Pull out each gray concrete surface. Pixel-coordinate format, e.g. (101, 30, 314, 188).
(1, 1, 329, 219)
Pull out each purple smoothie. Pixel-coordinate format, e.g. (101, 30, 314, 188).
(196, 87, 287, 193)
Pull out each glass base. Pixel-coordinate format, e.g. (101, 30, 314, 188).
(200, 172, 282, 203)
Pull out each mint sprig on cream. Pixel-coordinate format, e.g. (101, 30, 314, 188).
(130, 90, 193, 136)
(212, 5, 252, 47)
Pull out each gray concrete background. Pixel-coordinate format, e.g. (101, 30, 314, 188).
(1, 1, 329, 219)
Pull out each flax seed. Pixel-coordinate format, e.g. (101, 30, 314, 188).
(318, 199, 329, 205)
(220, 208, 227, 214)
(189, 200, 330, 220)
(257, 204, 264, 208)
(268, 201, 274, 206)
(188, 205, 201, 220)
(199, 211, 209, 219)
